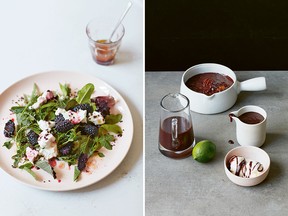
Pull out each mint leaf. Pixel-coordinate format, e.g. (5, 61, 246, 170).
(35, 160, 56, 179)
(76, 83, 94, 104)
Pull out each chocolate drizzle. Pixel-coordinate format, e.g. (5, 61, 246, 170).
(228, 155, 264, 178)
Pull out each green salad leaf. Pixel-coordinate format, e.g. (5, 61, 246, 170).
(76, 83, 95, 104)
(35, 160, 56, 179)
(19, 162, 38, 180)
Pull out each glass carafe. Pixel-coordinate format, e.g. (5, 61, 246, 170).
(159, 93, 195, 158)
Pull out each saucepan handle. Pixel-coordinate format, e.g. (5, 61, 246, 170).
(237, 77, 267, 94)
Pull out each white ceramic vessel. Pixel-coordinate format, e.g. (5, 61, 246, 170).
(229, 105, 267, 147)
(224, 146, 270, 187)
(180, 63, 267, 114)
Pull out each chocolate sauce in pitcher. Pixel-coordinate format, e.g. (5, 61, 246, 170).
(229, 112, 264, 124)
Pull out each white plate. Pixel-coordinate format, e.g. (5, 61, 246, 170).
(0, 71, 133, 191)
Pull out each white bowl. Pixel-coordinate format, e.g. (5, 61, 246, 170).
(224, 146, 270, 186)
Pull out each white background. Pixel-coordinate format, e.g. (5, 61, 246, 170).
(0, 0, 143, 215)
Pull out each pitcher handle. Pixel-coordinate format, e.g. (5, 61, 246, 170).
(171, 118, 180, 149)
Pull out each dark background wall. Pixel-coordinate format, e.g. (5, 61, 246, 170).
(145, 0, 288, 71)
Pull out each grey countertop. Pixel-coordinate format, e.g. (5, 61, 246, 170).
(145, 71, 288, 216)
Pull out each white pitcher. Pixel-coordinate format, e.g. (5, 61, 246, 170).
(229, 105, 267, 147)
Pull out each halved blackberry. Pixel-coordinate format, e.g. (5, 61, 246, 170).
(4, 120, 15, 138)
(55, 120, 74, 133)
(27, 130, 39, 145)
(59, 142, 74, 156)
(80, 124, 98, 136)
(71, 103, 93, 114)
(77, 153, 88, 171)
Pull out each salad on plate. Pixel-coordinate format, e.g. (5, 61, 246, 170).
(2, 82, 123, 182)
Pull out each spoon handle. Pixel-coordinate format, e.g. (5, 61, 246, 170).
(109, 1, 133, 42)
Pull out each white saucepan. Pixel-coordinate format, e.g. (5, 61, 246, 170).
(180, 63, 267, 114)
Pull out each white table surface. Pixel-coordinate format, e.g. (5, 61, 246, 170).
(0, 1, 143, 215)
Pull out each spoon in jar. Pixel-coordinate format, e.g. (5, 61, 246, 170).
(108, 1, 133, 42)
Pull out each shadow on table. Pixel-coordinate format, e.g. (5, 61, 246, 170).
(264, 132, 283, 148)
(114, 49, 136, 65)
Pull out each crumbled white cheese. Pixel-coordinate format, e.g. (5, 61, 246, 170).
(38, 130, 56, 149)
(38, 120, 55, 131)
(37, 127, 58, 160)
(88, 111, 105, 125)
(39, 143, 57, 160)
(29, 90, 54, 109)
(25, 146, 39, 162)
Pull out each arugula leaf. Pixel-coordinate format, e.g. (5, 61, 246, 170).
(19, 163, 38, 180)
(35, 160, 56, 179)
(88, 140, 101, 157)
(105, 114, 122, 124)
(98, 134, 114, 150)
(76, 83, 94, 104)
(37, 100, 57, 120)
(100, 124, 122, 135)
(65, 99, 78, 110)
(12, 143, 29, 168)
(58, 154, 78, 166)
(29, 83, 40, 105)
(3, 140, 13, 149)
(73, 166, 81, 181)
(19, 162, 34, 169)
(10, 106, 25, 114)
(59, 83, 71, 98)
(15, 125, 29, 145)
(98, 152, 105, 157)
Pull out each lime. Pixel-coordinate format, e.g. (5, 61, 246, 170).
(192, 140, 216, 163)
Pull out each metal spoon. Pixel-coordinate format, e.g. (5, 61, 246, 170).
(108, 1, 133, 42)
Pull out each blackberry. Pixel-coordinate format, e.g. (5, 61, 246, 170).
(92, 96, 115, 108)
(80, 124, 98, 136)
(55, 120, 74, 133)
(55, 114, 65, 124)
(27, 130, 39, 145)
(71, 103, 93, 114)
(91, 96, 115, 118)
(4, 120, 15, 138)
(77, 153, 88, 171)
(59, 142, 74, 156)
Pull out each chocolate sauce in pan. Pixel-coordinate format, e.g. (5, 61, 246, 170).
(185, 72, 234, 96)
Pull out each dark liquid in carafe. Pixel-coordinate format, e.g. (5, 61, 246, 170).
(159, 116, 194, 155)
